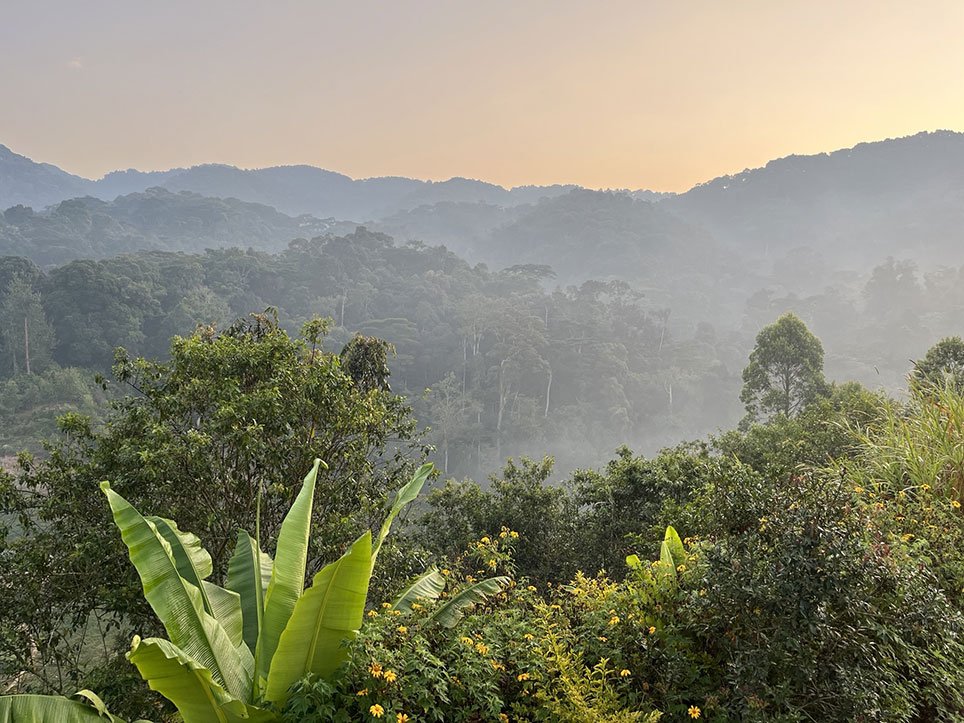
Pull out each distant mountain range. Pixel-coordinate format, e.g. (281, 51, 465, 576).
(0, 144, 579, 220)
(3, 130, 964, 276)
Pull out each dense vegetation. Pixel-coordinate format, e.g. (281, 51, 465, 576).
(3, 133, 964, 720)
(2, 310, 964, 721)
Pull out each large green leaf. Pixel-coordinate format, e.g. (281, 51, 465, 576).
(255, 460, 321, 683)
(100, 482, 252, 699)
(392, 567, 446, 613)
(264, 532, 373, 704)
(0, 693, 134, 722)
(127, 637, 276, 723)
(663, 526, 687, 568)
(150, 516, 244, 648)
(371, 463, 433, 566)
(226, 530, 273, 655)
(428, 576, 510, 628)
(657, 540, 677, 583)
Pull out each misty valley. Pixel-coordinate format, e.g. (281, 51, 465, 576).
(3, 131, 964, 722)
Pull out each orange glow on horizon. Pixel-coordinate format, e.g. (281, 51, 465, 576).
(3, 1, 964, 191)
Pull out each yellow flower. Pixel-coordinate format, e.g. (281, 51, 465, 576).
(491, 660, 505, 671)
(620, 669, 631, 677)
(953, 500, 961, 509)
(499, 715, 509, 723)
(369, 662, 383, 678)
(608, 616, 620, 626)
(921, 483, 931, 491)
(676, 564, 686, 572)
(597, 636, 608, 642)
(370, 704, 385, 718)
(524, 633, 535, 641)
(381, 602, 392, 609)
(441, 568, 450, 576)
(648, 626, 656, 635)
(357, 688, 369, 696)
(688, 705, 701, 719)
(510, 530, 519, 538)
(488, 559, 497, 569)
(460, 636, 474, 647)
(481, 536, 491, 544)
(517, 672, 530, 681)
(397, 626, 408, 635)
(475, 642, 489, 655)
(367, 610, 378, 617)
(853, 486, 864, 494)
(383, 669, 397, 683)
(397, 715, 410, 723)
(410, 602, 422, 611)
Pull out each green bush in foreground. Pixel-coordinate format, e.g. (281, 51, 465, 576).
(1, 460, 434, 722)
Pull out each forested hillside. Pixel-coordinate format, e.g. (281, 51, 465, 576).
(1, 224, 962, 479)
(0, 189, 349, 265)
(3, 131, 964, 478)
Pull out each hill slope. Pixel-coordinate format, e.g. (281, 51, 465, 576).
(0, 188, 346, 265)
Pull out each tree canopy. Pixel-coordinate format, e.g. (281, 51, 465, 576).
(740, 312, 827, 421)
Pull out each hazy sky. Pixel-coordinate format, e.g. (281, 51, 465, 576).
(3, 1, 964, 190)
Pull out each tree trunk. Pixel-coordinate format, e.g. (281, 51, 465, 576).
(23, 315, 30, 375)
(544, 365, 552, 418)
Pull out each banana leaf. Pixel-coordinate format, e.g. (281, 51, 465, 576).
(371, 463, 433, 566)
(226, 529, 273, 655)
(428, 576, 510, 628)
(150, 516, 244, 648)
(127, 637, 275, 723)
(0, 691, 142, 722)
(663, 526, 687, 568)
(100, 482, 252, 699)
(256, 460, 321, 683)
(392, 566, 446, 613)
(657, 540, 677, 583)
(264, 532, 372, 704)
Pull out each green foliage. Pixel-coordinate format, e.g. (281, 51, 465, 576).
(281, 533, 661, 723)
(684, 471, 964, 721)
(0, 315, 421, 715)
(1, 461, 433, 722)
(0, 366, 104, 455)
(715, 380, 883, 480)
(912, 336, 964, 393)
(419, 456, 579, 585)
(740, 312, 827, 422)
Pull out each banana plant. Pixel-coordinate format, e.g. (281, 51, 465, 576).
(391, 566, 511, 627)
(626, 525, 687, 583)
(0, 460, 433, 722)
(0, 690, 149, 722)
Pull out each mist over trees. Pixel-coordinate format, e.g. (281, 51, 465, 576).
(2, 130, 964, 475)
(4, 131, 964, 721)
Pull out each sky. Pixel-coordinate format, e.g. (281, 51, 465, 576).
(2, 1, 964, 191)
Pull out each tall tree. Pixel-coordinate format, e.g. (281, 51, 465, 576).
(740, 312, 827, 421)
(0, 275, 55, 376)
